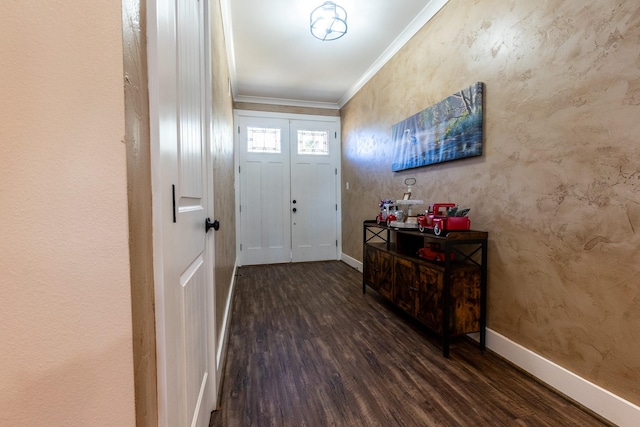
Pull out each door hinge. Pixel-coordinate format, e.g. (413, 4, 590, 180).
(335, 204, 337, 211)
(238, 126, 240, 134)
(239, 205, 241, 213)
(335, 131, 337, 138)
(240, 243, 242, 251)
(172, 184, 176, 223)
(239, 165, 241, 174)
(336, 240, 338, 247)
(335, 168, 337, 175)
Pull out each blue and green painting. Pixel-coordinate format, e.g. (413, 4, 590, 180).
(391, 82, 484, 172)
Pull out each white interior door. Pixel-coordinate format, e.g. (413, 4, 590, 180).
(290, 120, 339, 262)
(150, 0, 214, 426)
(236, 111, 340, 266)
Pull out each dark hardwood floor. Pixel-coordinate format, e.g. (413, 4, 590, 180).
(210, 261, 610, 427)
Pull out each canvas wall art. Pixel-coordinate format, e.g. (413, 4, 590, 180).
(391, 82, 484, 172)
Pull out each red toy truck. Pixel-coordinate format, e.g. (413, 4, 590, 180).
(417, 203, 470, 235)
(417, 242, 455, 262)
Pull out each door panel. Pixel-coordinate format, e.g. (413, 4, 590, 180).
(363, 245, 380, 291)
(290, 120, 339, 262)
(176, 1, 209, 425)
(181, 255, 208, 425)
(241, 160, 290, 264)
(150, 0, 213, 425)
(394, 257, 415, 313)
(289, 161, 336, 261)
(416, 265, 443, 333)
(237, 116, 291, 265)
(378, 251, 394, 300)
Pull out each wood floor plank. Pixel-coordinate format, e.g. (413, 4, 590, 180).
(210, 261, 611, 427)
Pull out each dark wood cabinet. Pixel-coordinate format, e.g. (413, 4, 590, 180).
(363, 220, 488, 357)
(393, 256, 416, 313)
(363, 244, 393, 300)
(414, 263, 443, 332)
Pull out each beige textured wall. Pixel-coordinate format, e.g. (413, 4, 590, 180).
(211, 1, 238, 341)
(341, 0, 640, 405)
(0, 1, 136, 426)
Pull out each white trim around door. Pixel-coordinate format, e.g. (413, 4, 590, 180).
(234, 110, 342, 266)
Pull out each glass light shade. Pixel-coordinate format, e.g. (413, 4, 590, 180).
(310, 2, 347, 41)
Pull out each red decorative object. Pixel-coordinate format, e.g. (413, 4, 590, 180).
(376, 200, 395, 225)
(417, 243, 454, 262)
(385, 212, 397, 226)
(417, 203, 471, 235)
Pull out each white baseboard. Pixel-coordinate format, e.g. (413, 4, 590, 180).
(341, 252, 363, 272)
(214, 261, 238, 404)
(469, 329, 640, 427)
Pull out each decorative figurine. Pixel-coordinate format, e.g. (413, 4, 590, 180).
(417, 203, 471, 235)
(417, 242, 455, 262)
(376, 199, 394, 225)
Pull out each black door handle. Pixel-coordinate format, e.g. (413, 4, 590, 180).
(292, 200, 297, 204)
(292, 208, 297, 213)
(205, 218, 219, 232)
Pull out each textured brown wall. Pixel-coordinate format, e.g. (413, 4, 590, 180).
(341, 0, 640, 405)
(211, 1, 237, 339)
(122, 1, 158, 425)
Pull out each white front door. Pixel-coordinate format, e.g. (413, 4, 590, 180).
(236, 115, 292, 265)
(290, 120, 339, 262)
(149, 1, 215, 426)
(236, 111, 340, 266)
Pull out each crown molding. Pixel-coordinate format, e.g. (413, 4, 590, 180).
(222, 0, 449, 110)
(338, 0, 449, 108)
(234, 95, 340, 110)
(220, 0, 237, 99)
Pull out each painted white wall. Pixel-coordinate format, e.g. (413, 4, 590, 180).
(0, 1, 135, 426)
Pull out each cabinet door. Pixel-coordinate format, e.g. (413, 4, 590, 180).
(363, 245, 380, 291)
(450, 269, 481, 335)
(364, 245, 394, 299)
(393, 257, 416, 313)
(415, 264, 444, 333)
(377, 250, 394, 300)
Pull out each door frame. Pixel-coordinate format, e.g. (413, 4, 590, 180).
(233, 110, 342, 265)
(202, 0, 218, 414)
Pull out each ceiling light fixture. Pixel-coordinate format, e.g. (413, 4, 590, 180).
(310, 1, 348, 41)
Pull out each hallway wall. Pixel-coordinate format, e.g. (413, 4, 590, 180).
(210, 0, 237, 355)
(0, 1, 135, 425)
(341, 0, 640, 406)
(122, 0, 157, 425)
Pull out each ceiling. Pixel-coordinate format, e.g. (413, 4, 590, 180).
(220, 0, 449, 109)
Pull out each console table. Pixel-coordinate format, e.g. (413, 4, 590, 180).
(363, 220, 488, 357)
